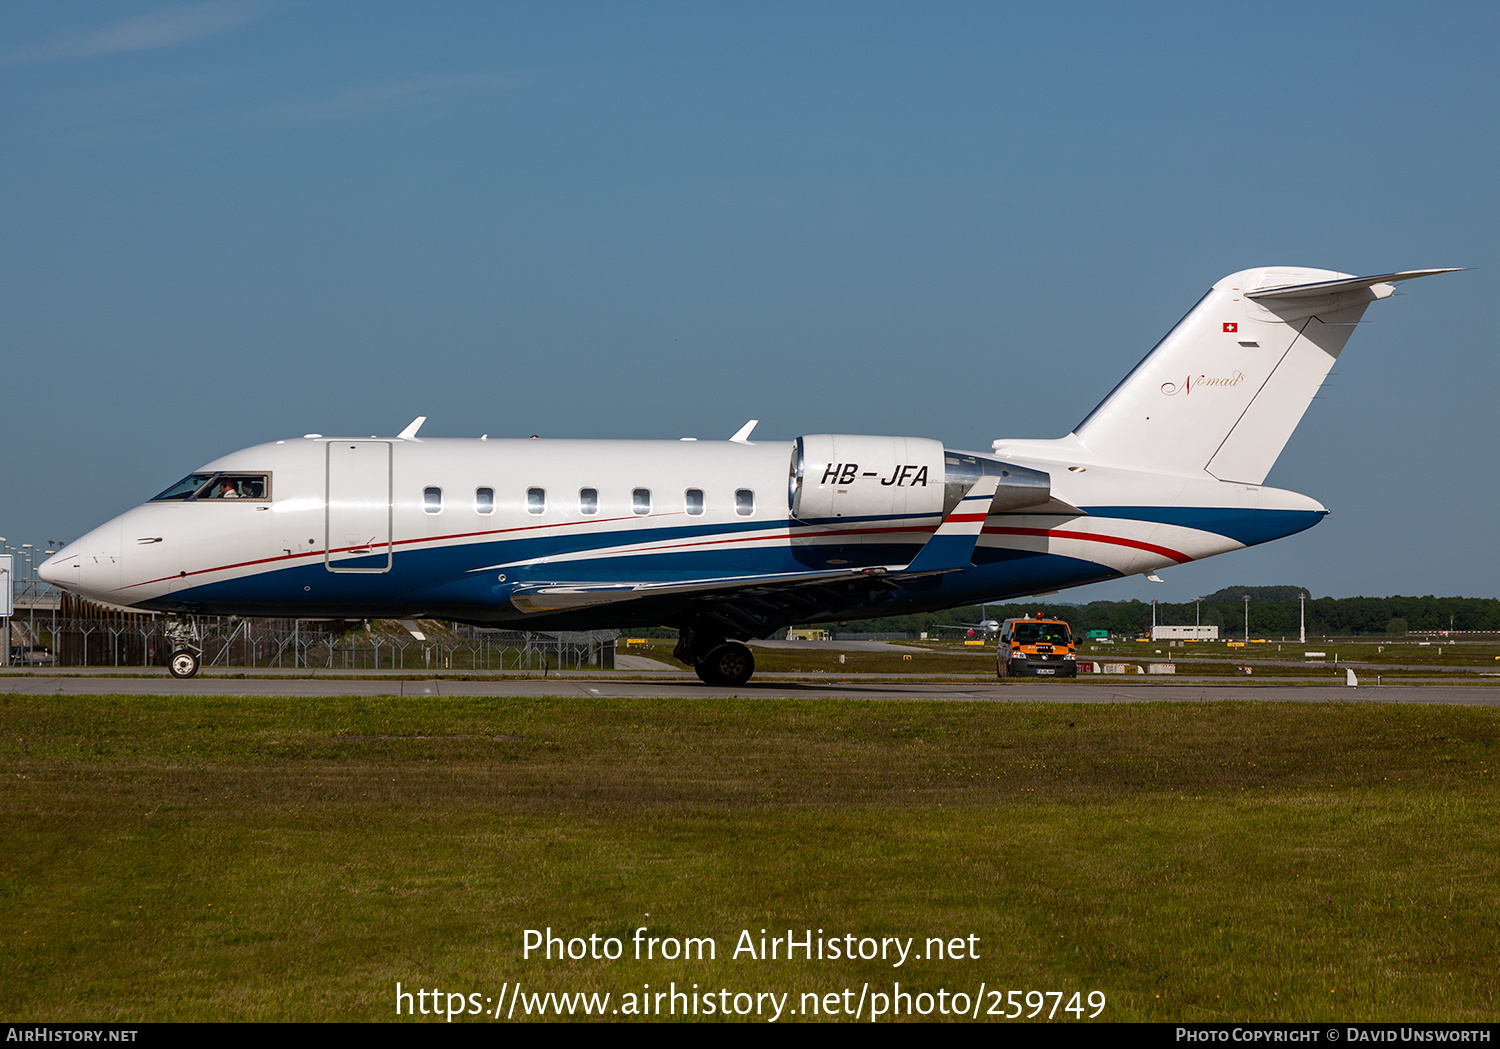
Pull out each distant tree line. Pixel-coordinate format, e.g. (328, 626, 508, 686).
(819, 588, 1500, 638)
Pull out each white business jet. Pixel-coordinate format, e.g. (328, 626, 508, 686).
(40, 266, 1457, 684)
(931, 605, 1002, 638)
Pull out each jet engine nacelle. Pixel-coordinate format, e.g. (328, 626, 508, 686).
(790, 435, 1050, 521)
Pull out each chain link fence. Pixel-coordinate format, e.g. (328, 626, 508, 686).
(7, 591, 616, 671)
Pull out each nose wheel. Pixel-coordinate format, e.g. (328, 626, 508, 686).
(164, 614, 204, 679)
(169, 649, 201, 679)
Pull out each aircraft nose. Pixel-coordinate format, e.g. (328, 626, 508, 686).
(38, 542, 83, 591)
(40, 528, 118, 600)
(38, 545, 78, 588)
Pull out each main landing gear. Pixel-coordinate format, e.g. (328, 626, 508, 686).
(165, 615, 203, 679)
(695, 642, 756, 687)
(673, 626, 756, 687)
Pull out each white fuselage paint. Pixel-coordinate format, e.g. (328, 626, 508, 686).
(39, 433, 1322, 628)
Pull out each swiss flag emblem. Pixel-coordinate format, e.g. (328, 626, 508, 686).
(1223, 322, 1238, 333)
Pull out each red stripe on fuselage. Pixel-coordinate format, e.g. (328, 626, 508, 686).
(982, 525, 1192, 563)
(114, 512, 644, 591)
(114, 516, 1195, 593)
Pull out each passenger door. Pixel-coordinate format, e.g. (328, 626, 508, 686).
(326, 441, 392, 572)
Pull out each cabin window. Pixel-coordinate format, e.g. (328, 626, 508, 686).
(580, 488, 598, 515)
(632, 488, 651, 515)
(527, 487, 546, 515)
(735, 489, 754, 516)
(476, 487, 494, 515)
(424, 487, 442, 514)
(685, 488, 704, 516)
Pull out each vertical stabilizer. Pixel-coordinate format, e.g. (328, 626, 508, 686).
(1071, 267, 1456, 484)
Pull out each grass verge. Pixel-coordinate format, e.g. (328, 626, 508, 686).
(1, 695, 1496, 1022)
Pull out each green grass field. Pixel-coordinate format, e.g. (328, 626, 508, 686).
(2, 694, 1496, 1022)
(623, 636, 1500, 680)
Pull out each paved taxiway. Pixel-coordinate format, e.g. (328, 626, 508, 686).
(2, 671, 1497, 704)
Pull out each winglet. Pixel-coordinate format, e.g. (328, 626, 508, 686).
(729, 419, 758, 443)
(397, 416, 427, 441)
(903, 475, 1000, 573)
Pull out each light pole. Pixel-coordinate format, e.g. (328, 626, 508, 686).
(1243, 594, 1250, 643)
(21, 545, 33, 661)
(1300, 592, 1307, 644)
(43, 540, 58, 662)
(0, 537, 8, 667)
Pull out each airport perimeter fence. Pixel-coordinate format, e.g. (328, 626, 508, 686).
(4, 591, 617, 672)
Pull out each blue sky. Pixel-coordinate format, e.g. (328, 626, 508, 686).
(2, 2, 1494, 602)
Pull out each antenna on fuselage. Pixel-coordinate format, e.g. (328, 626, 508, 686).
(397, 416, 427, 441)
(729, 419, 758, 444)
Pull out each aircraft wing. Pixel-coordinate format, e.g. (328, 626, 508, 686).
(508, 561, 943, 641)
(505, 474, 1003, 629)
(507, 566, 903, 613)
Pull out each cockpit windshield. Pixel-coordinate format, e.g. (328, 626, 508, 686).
(1012, 622, 1071, 645)
(152, 474, 214, 501)
(150, 472, 269, 501)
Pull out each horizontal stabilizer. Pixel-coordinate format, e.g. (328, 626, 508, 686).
(1244, 269, 1462, 301)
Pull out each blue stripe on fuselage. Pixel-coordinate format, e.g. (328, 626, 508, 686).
(141, 504, 1319, 620)
(1080, 506, 1326, 546)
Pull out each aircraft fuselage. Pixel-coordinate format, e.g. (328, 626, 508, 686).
(40, 432, 1323, 632)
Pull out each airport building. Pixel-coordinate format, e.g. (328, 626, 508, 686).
(1151, 625, 1219, 640)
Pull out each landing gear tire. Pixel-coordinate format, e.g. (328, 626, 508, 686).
(169, 649, 200, 679)
(695, 642, 755, 687)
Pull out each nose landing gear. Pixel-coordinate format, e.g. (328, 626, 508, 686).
(169, 649, 201, 679)
(164, 615, 203, 679)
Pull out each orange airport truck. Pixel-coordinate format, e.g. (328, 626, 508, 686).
(997, 617, 1076, 678)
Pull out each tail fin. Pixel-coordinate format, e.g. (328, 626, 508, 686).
(1071, 267, 1458, 483)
